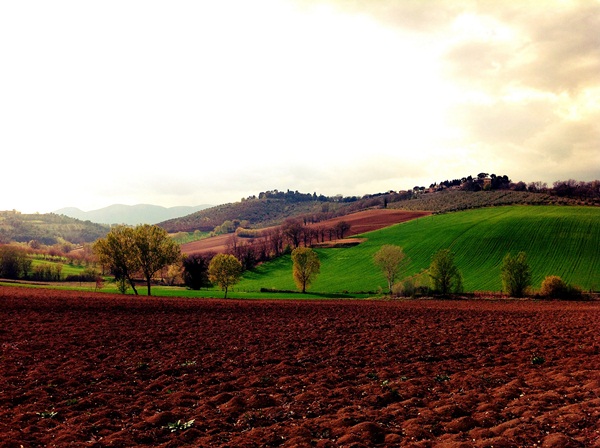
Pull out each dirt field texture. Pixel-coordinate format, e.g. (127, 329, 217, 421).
(180, 209, 430, 255)
(1, 286, 599, 447)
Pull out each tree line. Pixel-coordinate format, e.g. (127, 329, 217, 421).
(2, 223, 585, 300)
(373, 245, 583, 300)
(0, 210, 108, 245)
(219, 218, 351, 272)
(0, 243, 97, 282)
(184, 244, 583, 299)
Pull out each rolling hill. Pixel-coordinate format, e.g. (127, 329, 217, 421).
(55, 204, 212, 225)
(0, 211, 109, 245)
(180, 209, 431, 255)
(159, 198, 355, 233)
(159, 189, 586, 235)
(233, 206, 600, 295)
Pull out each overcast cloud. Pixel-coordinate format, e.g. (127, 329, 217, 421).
(1, 0, 598, 213)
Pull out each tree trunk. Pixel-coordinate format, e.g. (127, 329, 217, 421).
(128, 277, 139, 295)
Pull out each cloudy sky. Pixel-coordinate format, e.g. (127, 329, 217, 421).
(1, 0, 598, 213)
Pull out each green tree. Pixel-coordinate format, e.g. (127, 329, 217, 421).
(93, 224, 181, 296)
(291, 247, 320, 293)
(133, 224, 181, 296)
(429, 249, 462, 295)
(373, 245, 410, 294)
(208, 253, 242, 298)
(501, 251, 531, 297)
(540, 275, 582, 300)
(0, 245, 31, 279)
(183, 252, 215, 290)
(93, 225, 140, 295)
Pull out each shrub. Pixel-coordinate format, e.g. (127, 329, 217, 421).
(540, 275, 582, 300)
(0, 245, 31, 279)
(393, 272, 431, 298)
(429, 249, 462, 295)
(235, 228, 261, 238)
(31, 263, 62, 282)
(393, 279, 416, 297)
(501, 252, 531, 298)
(64, 267, 99, 282)
(183, 253, 214, 290)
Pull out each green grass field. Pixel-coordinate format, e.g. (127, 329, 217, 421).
(10, 205, 598, 298)
(30, 259, 84, 277)
(236, 205, 600, 294)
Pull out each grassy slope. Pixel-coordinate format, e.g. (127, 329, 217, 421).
(236, 206, 600, 294)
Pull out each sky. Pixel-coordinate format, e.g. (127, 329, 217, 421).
(1, 0, 598, 213)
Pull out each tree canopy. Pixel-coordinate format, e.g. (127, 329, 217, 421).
(291, 247, 320, 293)
(93, 224, 180, 296)
(429, 249, 463, 295)
(208, 253, 243, 298)
(183, 252, 215, 290)
(133, 224, 181, 296)
(373, 245, 410, 294)
(501, 251, 531, 298)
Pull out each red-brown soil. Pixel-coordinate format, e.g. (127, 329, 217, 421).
(1, 287, 599, 447)
(307, 209, 431, 237)
(181, 209, 430, 255)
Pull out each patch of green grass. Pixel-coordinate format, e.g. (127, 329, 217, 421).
(236, 206, 600, 294)
(164, 419, 195, 432)
(30, 259, 87, 277)
(7, 205, 598, 298)
(531, 355, 546, 365)
(171, 231, 210, 244)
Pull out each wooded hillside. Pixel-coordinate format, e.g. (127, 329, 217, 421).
(159, 177, 597, 234)
(0, 211, 109, 245)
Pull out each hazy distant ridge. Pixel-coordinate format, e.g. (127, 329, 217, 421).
(55, 204, 212, 225)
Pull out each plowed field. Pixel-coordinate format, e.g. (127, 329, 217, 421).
(1, 286, 599, 447)
(181, 209, 430, 255)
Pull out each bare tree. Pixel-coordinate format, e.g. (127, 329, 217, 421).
(335, 221, 351, 239)
(283, 218, 304, 248)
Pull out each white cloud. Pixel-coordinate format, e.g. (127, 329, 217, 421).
(0, 0, 598, 213)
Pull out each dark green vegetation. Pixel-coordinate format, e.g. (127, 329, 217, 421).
(540, 275, 583, 300)
(235, 206, 600, 295)
(428, 249, 463, 295)
(0, 211, 108, 245)
(501, 252, 532, 297)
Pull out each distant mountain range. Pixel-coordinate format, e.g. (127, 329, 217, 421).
(54, 204, 212, 225)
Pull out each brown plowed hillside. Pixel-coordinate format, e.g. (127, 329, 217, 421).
(180, 209, 430, 255)
(311, 209, 430, 236)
